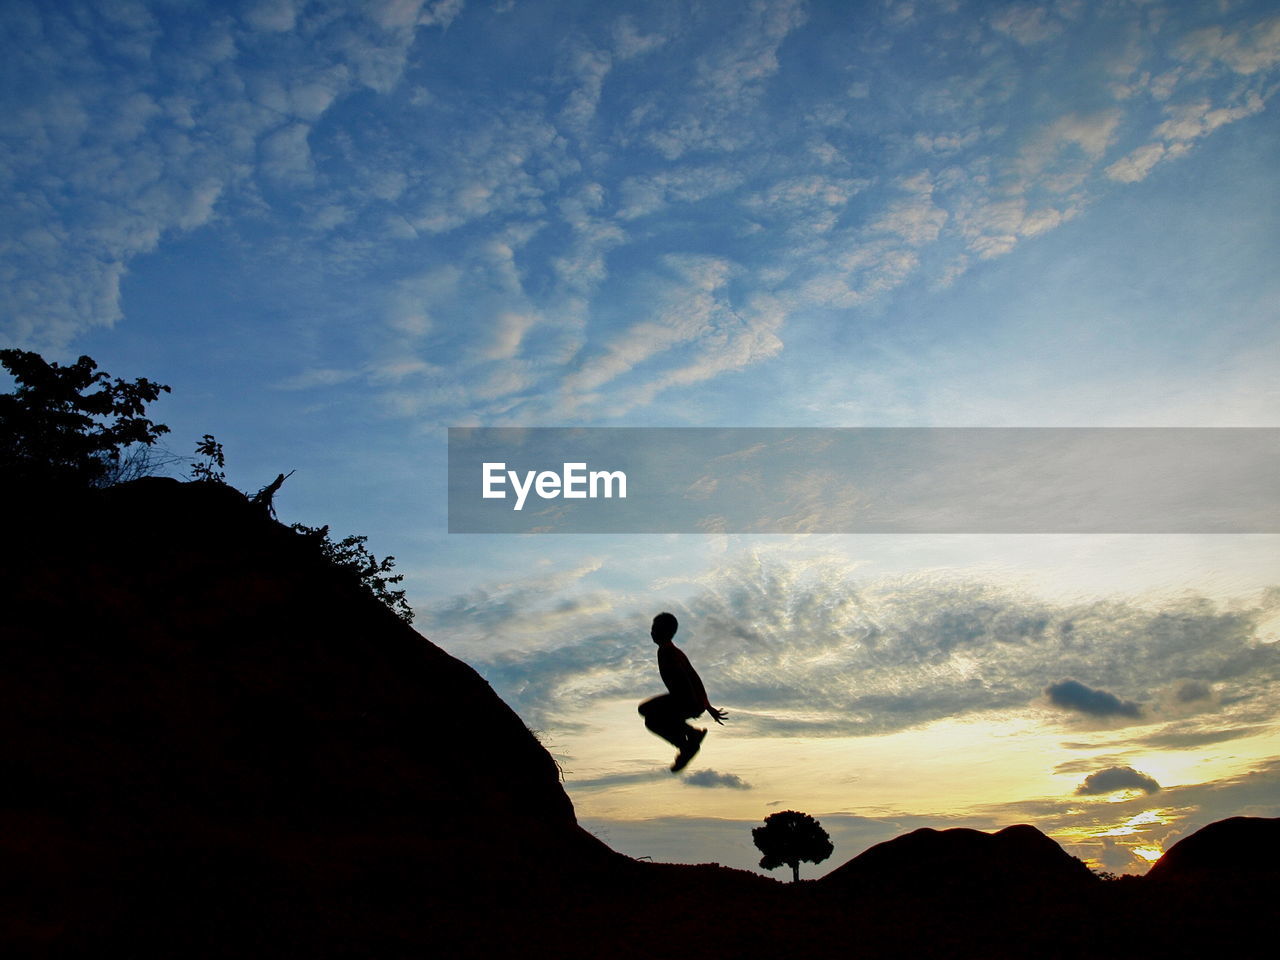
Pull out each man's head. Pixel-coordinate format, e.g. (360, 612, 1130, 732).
(650, 612, 678, 644)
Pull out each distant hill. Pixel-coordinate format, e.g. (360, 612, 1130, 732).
(820, 823, 1096, 897)
(2, 477, 1273, 957)
(1147, 816, 1280, 882)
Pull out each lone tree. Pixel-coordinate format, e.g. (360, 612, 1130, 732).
(752, 810, 834, 883)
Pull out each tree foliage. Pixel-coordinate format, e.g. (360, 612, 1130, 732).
(752, 810, 834, 883)
(1, 349, 170, 489)
(290, 523, 414, 624)
(190, 434, 226, 483)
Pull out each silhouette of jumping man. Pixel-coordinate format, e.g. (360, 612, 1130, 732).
(638, 612, 727, 772)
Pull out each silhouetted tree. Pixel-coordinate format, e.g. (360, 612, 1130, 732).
(752, 810, 833, 883)
(0, 349, 170, 489)
(290, 523, 414, 624)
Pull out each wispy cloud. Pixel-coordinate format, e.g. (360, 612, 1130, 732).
(453, 551, 1280, 741)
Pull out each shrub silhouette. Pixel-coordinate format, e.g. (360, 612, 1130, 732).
(752, 810, 834, 883)
(290, 523, 414, 624)
(1, 349, 170, 490)
(190, 434, 227, 483)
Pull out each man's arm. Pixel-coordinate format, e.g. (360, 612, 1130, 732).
(678, 648, 727, 725)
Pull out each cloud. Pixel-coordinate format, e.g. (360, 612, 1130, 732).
(612, 15, 667, 61)
(1075, 766, 1161, 796)
(1100, 12, 1279, 187)
(0, 0, 455, 350)
(553, 183, 627, 295)
(743, 175, 867, 235)
(1178, 16, 1280, 77)
(483, 311, 538, 361)
(683, 769, 752, 790)
(1154, 94, 1267, 145)
(1053, 756, 1131, 776)
(557, 45, 613, 137)
(1105, 142, 1165, 183)
(10, 0, 1279, 431)
(989, 4, 1065, 46)
(1175, 681, 1212, 704)
(1019, 110, 1122, 176)
(460, 551, 1280, 742)
(560, 255, 738, 396)
(426, 558, 609, 645)
(632, 0, 808, 159)
(407, 108, 562, 235)
(1131, 724, 1265, 750)
(1046, 680, 1142, 719)
(870, 194, 948, 247)
(615, 167, 745, 221)
(605, 292, 786, 417)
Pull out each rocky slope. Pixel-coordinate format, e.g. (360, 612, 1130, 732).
(3, 478, 632, 955)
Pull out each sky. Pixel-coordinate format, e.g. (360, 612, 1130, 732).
(3, 0, 1279, 879)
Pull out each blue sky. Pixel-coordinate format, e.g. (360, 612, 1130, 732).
(4, 0, 1279, 877)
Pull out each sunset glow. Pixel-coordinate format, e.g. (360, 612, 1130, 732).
(3, 0, 1277, 879)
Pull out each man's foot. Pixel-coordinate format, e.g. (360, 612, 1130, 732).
(670, 728, 707, 772)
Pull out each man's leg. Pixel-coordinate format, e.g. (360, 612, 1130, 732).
(639, 695, 691, 749)
(671, 713, 707, 772)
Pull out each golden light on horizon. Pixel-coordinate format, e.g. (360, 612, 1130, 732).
(1131, 845, 1164, 863)
(1092, 808, 1173, 838)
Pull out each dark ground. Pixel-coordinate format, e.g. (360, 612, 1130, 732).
(3, 479, 1274, 957)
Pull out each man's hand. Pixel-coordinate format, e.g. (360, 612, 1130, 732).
(707, 706, 727, 725)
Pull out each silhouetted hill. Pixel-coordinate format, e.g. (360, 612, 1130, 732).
(3, 478, 1274, 957)
(820, 823, 1096, 898)
(1111, 817, 1280, 956)
(4, 478, 639, 954)
(1147, 816, 1280, 882)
